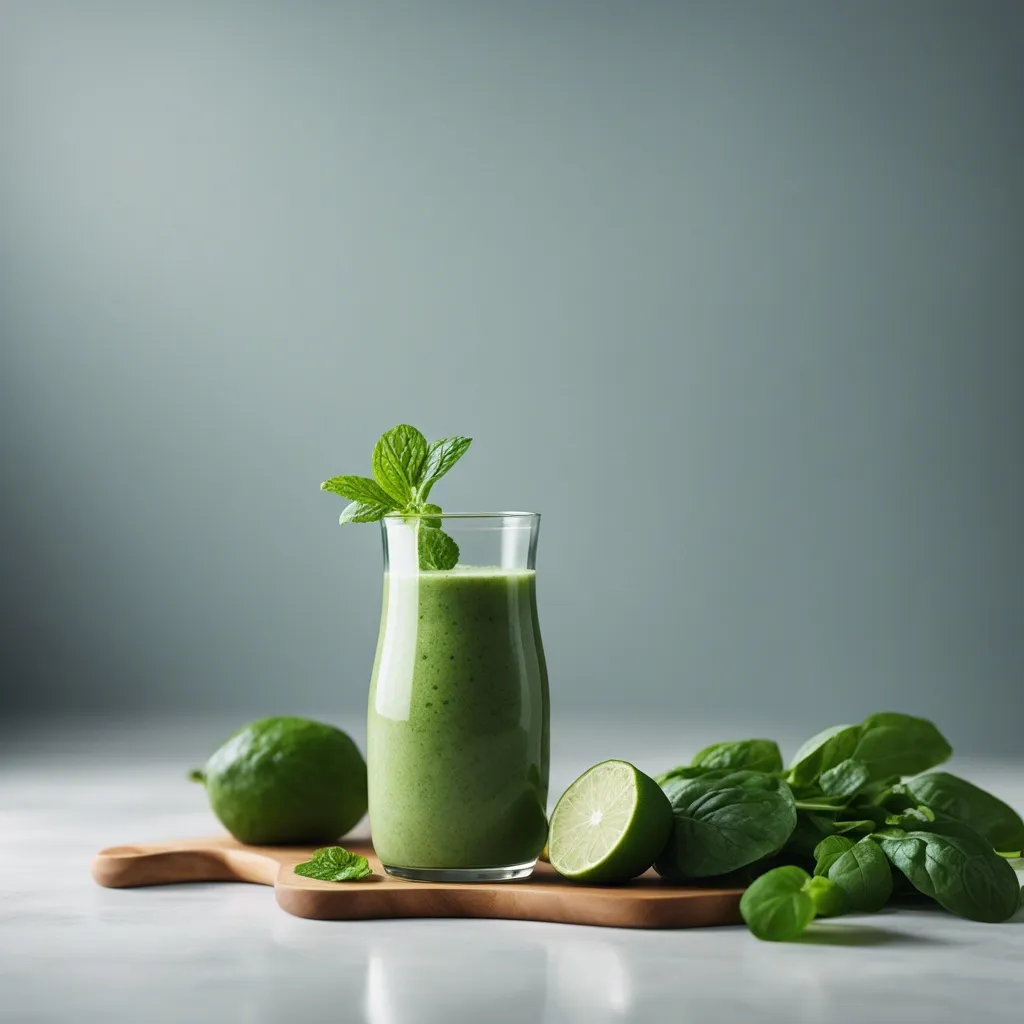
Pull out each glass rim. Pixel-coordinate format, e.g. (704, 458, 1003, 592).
(382, 510, 540, 520)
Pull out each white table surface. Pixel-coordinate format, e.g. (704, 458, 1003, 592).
(2, 713, 1022, 1024)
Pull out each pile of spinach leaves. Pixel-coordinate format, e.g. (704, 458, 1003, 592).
(654, 712, 1023, 941)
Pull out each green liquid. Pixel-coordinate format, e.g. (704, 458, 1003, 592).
(367, 568, 549, 869)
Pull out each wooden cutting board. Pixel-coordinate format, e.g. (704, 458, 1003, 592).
(92, 836, 743, 929)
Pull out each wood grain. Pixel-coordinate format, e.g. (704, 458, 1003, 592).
(92, 836, 743, 929)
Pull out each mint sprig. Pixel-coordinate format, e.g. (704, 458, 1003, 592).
(293, 846, 373, 882)
(321, 424, 472, 570)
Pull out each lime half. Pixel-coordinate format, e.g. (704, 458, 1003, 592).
(548, 760, 673, 883)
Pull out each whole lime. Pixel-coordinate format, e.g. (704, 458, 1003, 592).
(190, 717, 367, 845)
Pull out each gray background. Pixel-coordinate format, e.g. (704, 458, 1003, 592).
(2, 1, 1022, 752)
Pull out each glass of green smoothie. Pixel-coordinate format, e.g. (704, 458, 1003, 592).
(367, 512, 550, 882)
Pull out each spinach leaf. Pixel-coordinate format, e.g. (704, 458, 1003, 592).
(854, 776, 903, 806)
(787, 725, 862, 787)
(803, 875, 850, 918)
(819, 758, 870, 799)
(739, 865, 817, 941)
(824, 837, 892, 912)
(813, 835, 855, 877)
(656, 771, 797, 880)
(853, 712, 952, 779)
(691, 739, 783, 774)
(787, 812, 873, 862)
(884, 806, 935, 828)
(786, 811, 838, 859)
(788, 713, 952, 789)
(657, 767, 730, 803)
(876, 786, 916, 814)
(794, 794, 853, 812)
(899, 773, 1024, 853)
(874, 820, 1021, 922)
(697, 855, 785, 889)
(653, 764, 711, 787)
(889, 866, 926, 901)
(841, 802, 891, 828)
(832, 818, 879, 836)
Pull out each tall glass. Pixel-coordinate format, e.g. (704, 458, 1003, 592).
(367, 512, 549, 882)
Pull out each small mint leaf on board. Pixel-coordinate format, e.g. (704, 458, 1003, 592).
(418, 525, 459, 571)
(339, 500, 392, 524)
(372, 424, 429, 504)
(421, 436, 472, 499)
(321, 475, 398, 508)
(293, 846, 373, 882)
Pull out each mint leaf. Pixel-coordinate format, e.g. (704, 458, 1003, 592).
(421, 436, 472, 499)
(372, 425, 429, 504)
(321, 475, 398, 507)
(293, 846, 373, 882)
(339, 500, 392, 524)
(324, 476, 399, 524)
(418, 525, 459, 570)
(420, 503, 443, 529)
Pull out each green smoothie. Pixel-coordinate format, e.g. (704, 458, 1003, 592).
(367, 567, 549, 871)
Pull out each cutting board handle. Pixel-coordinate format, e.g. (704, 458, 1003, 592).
(92, 841, 281, 888)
